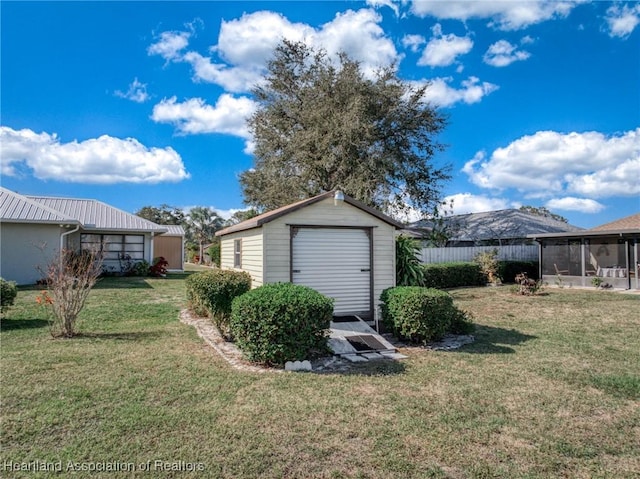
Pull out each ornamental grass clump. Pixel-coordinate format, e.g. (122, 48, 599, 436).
(230, 283, 333, 365)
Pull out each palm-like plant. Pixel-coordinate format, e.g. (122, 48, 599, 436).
(396, 235, 425, 286)
(186, 207, 223, 264)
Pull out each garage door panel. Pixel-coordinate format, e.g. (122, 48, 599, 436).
(292, 228, 371, 316)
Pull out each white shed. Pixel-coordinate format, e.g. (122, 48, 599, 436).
(215, 190, 402, 323)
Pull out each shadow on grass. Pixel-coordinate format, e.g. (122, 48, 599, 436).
(458, 324, 537, 354)
(92, 277, 153, 289)
(0, 318, 49, 331)
(74, 331, 163, 341)
(314, 359, 406, 376)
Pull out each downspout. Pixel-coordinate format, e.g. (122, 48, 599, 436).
(150, 232, 155, 264)
(60, 224, 80, 252)
(60, 224, 81, 268)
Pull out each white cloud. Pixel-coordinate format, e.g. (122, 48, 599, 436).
(365, 0, 400, 17)
(147, 30, 191, 61)
(402, 34, 426, 52)
(151, 95, 257, 139)
(545, 197, 605, 213)
(463, 128, 640, 199)
(521, 35, 536, 44)
(483, 40, 531, 67)
(148, 9, 399, 93)
(443, 193, 512, 215)
(416, 76, 499, 107)
(418, 23, 473, 67)
(605, 3, 640, 39)
(114, 78, 149, 103)
(410, 1, 578, 30)
(0, 127, 189, 184)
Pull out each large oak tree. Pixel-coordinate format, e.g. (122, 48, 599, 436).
(240, 40, 450, 216)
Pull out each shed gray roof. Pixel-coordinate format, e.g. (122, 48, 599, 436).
(216, 190, 403, 236)
(0, 188, 166, 233)
(410, 208, 582, 241)
(0, 187, 78, 225)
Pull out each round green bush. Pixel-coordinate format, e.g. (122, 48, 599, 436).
(0, 277, 18, 315)
(381, 286, 468, 344)
(185, 269, 252, 336)
(230, 283, 333, 365)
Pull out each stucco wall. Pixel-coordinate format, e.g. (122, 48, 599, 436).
(0, 223, 64, 285)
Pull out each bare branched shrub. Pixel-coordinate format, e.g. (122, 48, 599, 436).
(514, 272, 544, 296)
(38, 248, 103, 338)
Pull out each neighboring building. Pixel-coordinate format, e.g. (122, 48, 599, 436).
(153, 225, 185, 271)
(528, 213, 640, 290)
(216, 190, 402, 323)
(0, 187, 167, 284)
(409, 209, 583, 246)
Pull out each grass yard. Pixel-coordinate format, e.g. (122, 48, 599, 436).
(1, 276, 639, 478)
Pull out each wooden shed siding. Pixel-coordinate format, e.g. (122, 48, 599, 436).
(220, 228, 264, 287)
(262, 197, 396, 318)
(154, 236, 184, 270)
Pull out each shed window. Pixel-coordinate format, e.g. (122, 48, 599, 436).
(234, 239, 242, 268)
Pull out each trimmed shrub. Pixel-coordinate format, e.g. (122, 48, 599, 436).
(498, 261, 539, 283)
(230, 283, 333, 365)
(207, 243, 221, 268)
(381, 286, 461, 344)
(185, 270, 252, 337)
(1, 277, 18, 316)
(421, 262, 485, 289)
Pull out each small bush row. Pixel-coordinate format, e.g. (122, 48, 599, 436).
(498, 261, 539, 282)
(230, 283, 333, 365)
(186, 269, 252, 337)
(1, 277, 18, 316)
(421, 262, 486, 289)
(186, 272, 332, 365)
(381, 286, 474, 344)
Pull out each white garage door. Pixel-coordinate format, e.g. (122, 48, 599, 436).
(292, 227, 371, 317)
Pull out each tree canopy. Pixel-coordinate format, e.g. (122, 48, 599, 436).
(135, 204, 185, 226)
(241, 40, 450, 216)
(519, 206, 568, 223)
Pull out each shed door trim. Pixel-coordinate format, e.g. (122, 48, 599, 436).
(289, 225, 374, 319)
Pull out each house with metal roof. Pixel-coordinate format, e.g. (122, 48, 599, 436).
(528, 213, 640, 290)
(408, 209, 583, 246)
(0, 187, 170, 284)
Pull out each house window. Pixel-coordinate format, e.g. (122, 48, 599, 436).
(81, 234, 145, 260)
(234, 239, 242, 268)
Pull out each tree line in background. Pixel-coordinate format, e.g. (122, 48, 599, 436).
(135, 204, 258, 265)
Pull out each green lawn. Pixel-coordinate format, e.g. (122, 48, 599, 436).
(1, 276, 638, 478)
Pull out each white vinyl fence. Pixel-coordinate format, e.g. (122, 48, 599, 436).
(420, 245, 539, 264)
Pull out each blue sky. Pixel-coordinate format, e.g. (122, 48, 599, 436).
(1, 1, 638, 228)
